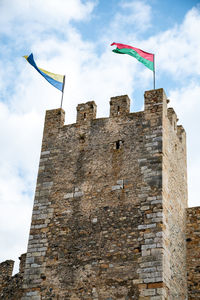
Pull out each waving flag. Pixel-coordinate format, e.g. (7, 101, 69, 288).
(111, 42, 154, 71)
(24, 53, 65, 92)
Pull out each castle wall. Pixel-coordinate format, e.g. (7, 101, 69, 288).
(21, 89, 188, 300)
(0, 260, 14, 287)
(186, 207, 200, 299)
(140, 90, 188, 299)
(0, 254, 26, 300)
(162, 106, 188, 299)
(0, 259, 16, 300)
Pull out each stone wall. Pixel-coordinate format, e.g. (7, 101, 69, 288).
(0, 259, 14, 286)
(19, 253, 27, 275)
(0, 254, 26, 300)
(187, 207, 200, 299)
(0, 260, 14, 299)
(21, 88, 188, 300)
(162, 105, 188, 299)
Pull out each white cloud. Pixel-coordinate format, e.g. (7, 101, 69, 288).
(0, 103, 42, 273)
(120, 0, 152, 32)
(169, 82, 200, 207)
(0, 161, 33, 273)
(103, 0, 152, 43)
(0, 0, 95, 34)
(154, 6, 200, 78)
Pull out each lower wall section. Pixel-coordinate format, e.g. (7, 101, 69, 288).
(0, 273, 24, 300)
(187, 206, 200, 299)
(22, 195, 166, 300)
(2, 206, 200, 300)
(0, 254, 26, 300)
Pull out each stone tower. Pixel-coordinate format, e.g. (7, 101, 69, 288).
(4, 88, 200, 299)
(18, 88, 187, 300)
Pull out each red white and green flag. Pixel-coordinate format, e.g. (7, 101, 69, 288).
(111, 42, 154, 71)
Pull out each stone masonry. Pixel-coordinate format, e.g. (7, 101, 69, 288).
(0, 88, 199, 299)
(0, 254, 26, 299)
(186, 207, 200, 299)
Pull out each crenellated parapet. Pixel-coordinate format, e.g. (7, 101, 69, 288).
(0, 254, 26, 300)
(0, 260, 14, 286)
(76, 101, 97, 124)
(109, 94, 130, 117)
(41, 88, 185, 148)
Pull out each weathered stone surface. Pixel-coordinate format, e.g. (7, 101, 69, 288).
(0, 273, 24, 300)
(0, 255, 26, 300)
(186, 207, 200, 299)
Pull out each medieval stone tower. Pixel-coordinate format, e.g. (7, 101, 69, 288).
(0, 88, 200, 300)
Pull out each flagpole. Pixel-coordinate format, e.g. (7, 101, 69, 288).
(153, 55, 155, 90)
(60, 75, 66, 109)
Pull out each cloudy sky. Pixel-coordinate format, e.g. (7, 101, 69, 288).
(0, 0, 200, 273)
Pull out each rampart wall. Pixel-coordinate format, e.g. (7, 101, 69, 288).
(187, 207, 200, 299)
(0, 254, 26, 299)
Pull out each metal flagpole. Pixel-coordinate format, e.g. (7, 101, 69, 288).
(60, 75, 66, 109)
(153, 55, 155, 90)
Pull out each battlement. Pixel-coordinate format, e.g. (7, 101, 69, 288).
(109, 94, 130, 117)
(0, 253, 26, 283)
(43, 89, 185, 148)
(76, 101, 97, 123)
(0, 260, 14, 284)
(0, 254, 26, 300)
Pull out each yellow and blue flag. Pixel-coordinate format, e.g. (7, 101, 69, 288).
(24, 53, 65, 92)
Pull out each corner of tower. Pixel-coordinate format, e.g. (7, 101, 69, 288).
(43, 108, 65, 135)
(144, 88, 168, 118)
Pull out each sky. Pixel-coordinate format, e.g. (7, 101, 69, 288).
(0, 0, 200, 274)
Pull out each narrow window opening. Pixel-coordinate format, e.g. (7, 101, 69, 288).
(83, 112, 87, 120)
(79, 133, 85, 143)
(115, 140, 123, 149)
(116, 140, 120, 149)
(117, 106, 120, 115)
